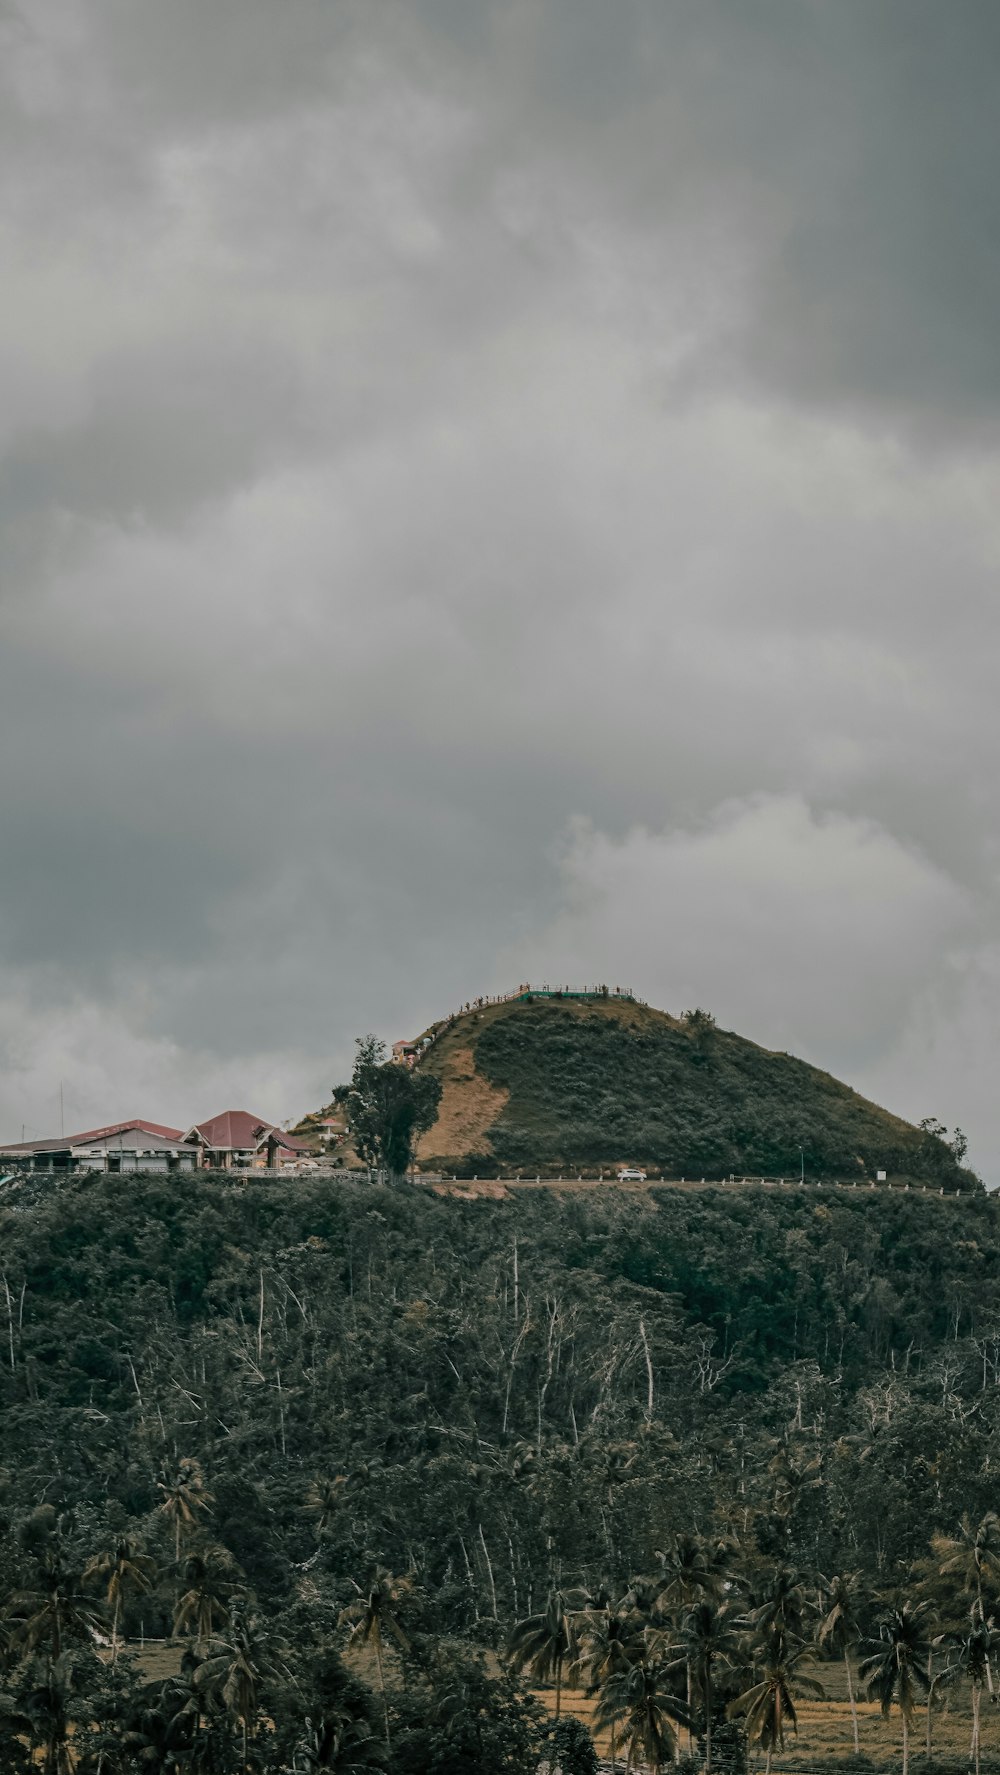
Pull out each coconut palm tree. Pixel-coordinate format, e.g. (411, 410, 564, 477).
(294, 1705, 388, 1772)
(339, 1570, 411, 1751)
(744, 1567, 810, 1646)
(952, 1621, 999, 1775)
(507, 1586, 588, 1727)
(860, 1604, 931, 1775)
(818, 1571, 865, 1754)
(195, 1606, 283, 1773)
(682, 1599, 742, 1775)
(156, 1458, 214, 1566)
(593, 1658, 687, 1775)
(13, 1655, 79, 1775)
(82, 1538, 156, 1665)
(10, 1550, 106, 1667)
(572, 1598, 643, 1772)
(932, 1513, 1000, 1693)
(172, 1547, 238, 1652)
(728, 1633, 825, 1775)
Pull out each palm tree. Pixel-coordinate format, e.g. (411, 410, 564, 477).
(82, 1538, 156, 1665)
(744, 1567, 810, 1647)
(156, 1458, 214, 1565)
(13, 1655, 79, 1775)
(507, 1586, 587, 1726)
(728, 1633, 825, 1775)
(860, 1604, 931, 1775)
(307, 1475, 349, 1539)
(172, 1547, 237, 1651)
(196, 1606, 283, 1773)
(573, 1598, 643, 1772)
(953, 1622, 998, 1775)
(932, 1513, 1000, 1693)
(10, 1550, 106, 1666)
(818, 1571, 865, 1754)
(593, 1658, 687, 1775)
(339, 1570, 411, 1750)
(294, 1705, 388, 1772)
(682, 1599, 742, 1775)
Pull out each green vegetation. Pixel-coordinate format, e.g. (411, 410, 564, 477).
(336, 1035, 442, 1178)
(415, 996, 977, 1185)
(1, 1170, 999, 1767)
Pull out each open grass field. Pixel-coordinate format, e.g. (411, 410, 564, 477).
(127, 1641, 997, 1770)
(535, 1660, 996, 1771)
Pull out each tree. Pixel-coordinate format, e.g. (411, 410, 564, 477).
(953, 1622, 998, 1775)
(391, 1641, 542, 1775)
(10, 1655, 80, 1775)
(681, 1009, 717, 1063)
(818, 1571, 865, 1754)
(931, 1512, 1000, 1631)
(682, 1599, 742, 1775)
(156, 1458, 214, 1565)
(728, 1634, 824, 1775)
(82, 1538, 156, 1665)
(10, 1550, 106, 1668)
(507, 1588, 587, 1724)
(339, 1569, 412, 1750)
(860, 1604, 931, 1775)
(593, 1659, 686, 1775)
(196, 1605, 283, 1773)
(172, 1547, 238, 1652)
(572, 1599, 642, 1772)
(338, 1036, 443, 1178)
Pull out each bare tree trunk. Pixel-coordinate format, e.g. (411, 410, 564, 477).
(376, 1638, 391, 1749)
(639, 1317, 654, 1419)
(845, 1648, 859, 1754)
(902, 1709, 909, 1775)
(477, 1523, 498, 1619)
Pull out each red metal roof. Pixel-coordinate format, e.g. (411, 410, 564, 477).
(72, 1118, 185, 1144)
(186, 1110, 307, 1153)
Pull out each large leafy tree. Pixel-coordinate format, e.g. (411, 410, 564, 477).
(337, 1037, 442, 1178)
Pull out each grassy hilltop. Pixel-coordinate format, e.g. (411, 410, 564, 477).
(407, 994, 975, 1185)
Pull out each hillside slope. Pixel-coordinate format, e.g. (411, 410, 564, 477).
(408, 995, 975, 1186)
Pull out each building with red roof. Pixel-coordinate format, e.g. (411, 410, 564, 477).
(182, 1110, 309, 1171)
(0, 1119, 197, 1174)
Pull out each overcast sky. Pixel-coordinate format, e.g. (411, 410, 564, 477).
(3, 1, 1000, 1172)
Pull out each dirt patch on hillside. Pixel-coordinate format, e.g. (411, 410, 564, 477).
(416, 1044, 508, 1164)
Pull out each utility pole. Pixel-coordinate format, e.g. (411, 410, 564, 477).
(59, 1081, 64, 1138)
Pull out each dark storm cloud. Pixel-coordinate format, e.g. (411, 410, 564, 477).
(2, 0, 1000, 1169)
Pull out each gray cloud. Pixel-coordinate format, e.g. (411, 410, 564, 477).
(2, 1, 1000, 1173)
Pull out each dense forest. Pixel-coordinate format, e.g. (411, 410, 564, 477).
(2, 1171, 1000, 1771)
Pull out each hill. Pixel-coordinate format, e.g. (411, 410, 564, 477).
(396, 992, 976, 1186)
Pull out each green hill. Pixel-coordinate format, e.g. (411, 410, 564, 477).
(408, 993, 976, 1186)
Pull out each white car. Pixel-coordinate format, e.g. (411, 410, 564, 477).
(617, 1167, 647, 1182)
